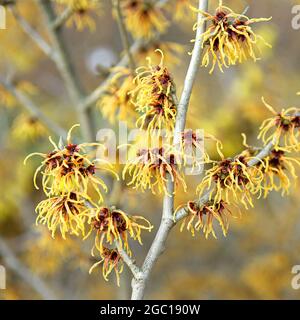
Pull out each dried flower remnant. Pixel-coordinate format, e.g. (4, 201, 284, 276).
(131, 50, 177, 137)
(87, 207, 153, 256)
(122, 0, 169, 40)
(89, 247, 124, 286)
(193, 0, 271, 73)
(35, 192, 91, 239)
(258, 98, 300, 151)
(197, 151, 264, 209)
(24, 124, 115, 203)
(258, 148, 300, 197)
(179, 200, 233, 238)
(123, 146, 187, 196)
(97, 68, 137, 125)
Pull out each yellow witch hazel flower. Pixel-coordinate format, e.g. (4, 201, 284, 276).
(131, 50, 177, 137)
(55, 0, 101, 31)
(193, 0, 272, 73)
(35, 192, 91, 239)
(122, 0, 169, 40)
(86, 206, 153, 256)
(197, 150, 264, 209)
(123, 143, 187, 196)
(258, 98, 300, 152)
(25, 124, 116, 203)
(11, 113, 48, 142)
(257, 148, 300, 197)
(89, 247, 124, 287)
(97, 68, 137, 126)
(178, 200, 234, 239)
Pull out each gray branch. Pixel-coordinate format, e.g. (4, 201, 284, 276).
(0, 77, 67, 138)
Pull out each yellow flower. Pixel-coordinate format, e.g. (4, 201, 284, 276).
(131, 50, 177, 137)
(87, 206, 153, 256)
(193, 0, 271, 73)
(122, 0, 169, 40)
(197, 151, 264, 209)
(55, 0, 101, 31)
(179, 200, 234, 238)
(258, 98, 300, 151)
(89, 247, 124, 286)
(97, 68, 137, 125)
(123, 145, 187, 195)
(25, 124, 115, 203)
(258, 148, 300, 197)
(11, 114, 48, 142)
(35, 192, 91, 239)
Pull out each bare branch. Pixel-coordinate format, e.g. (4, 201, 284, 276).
(51, 6, 73, 30)
(10, 7, 57, 61)
(112, 0, 136, 72)
(115, 241, 142, 279)
(38, 0, 94, 141)
(0, 77, 67, 138)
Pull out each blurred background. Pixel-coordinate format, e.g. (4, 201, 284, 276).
(0, 0, 300, 299)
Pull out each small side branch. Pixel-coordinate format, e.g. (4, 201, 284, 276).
(112, 0, 136, 72)
(115, 241, 142, 280)
(0, 77, 67, 138)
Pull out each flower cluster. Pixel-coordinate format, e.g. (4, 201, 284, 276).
(122, 0, 169, 40)
(97, 68, 137, 126)
(130, 50, 177, 137)
(25, 124, 110, 238)
(89, 247, 124, 286)
(123, 145, 187, 196)
(179, 200, 233, 238)
(257, 148, 300, 197)
(194, 0, 271, 73)
(26, 125, 153, 284)
(258, 98, 300, 151)
(197, 151, 264, 209)
(86, 206, 153, 256)
(55, 0, 101, 31)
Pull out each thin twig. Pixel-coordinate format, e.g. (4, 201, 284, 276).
(38, 0, 94, 141)
(0, 77, 67, 138)
(115, 241, 141, 279)
(51, 6, 73, 30)
(10, 7, 57, 61)
(0, 236, 57, 300)
(112, 0, 136, 72)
